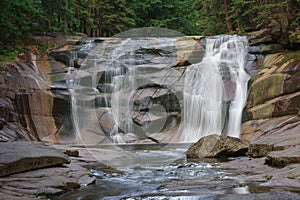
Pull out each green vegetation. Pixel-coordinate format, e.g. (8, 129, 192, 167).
(0, 0, 299, 60)
(0, 50, 17, 62)
(279, 50, 300, 65)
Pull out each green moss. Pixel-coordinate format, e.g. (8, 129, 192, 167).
(242, 108, 250, 122)
(251, 103, 274, 120)
(248, 74, 285, 107)
(38, 44, 48, 53)
(0, 50, 16, 62)
(278, 50, 300, 65)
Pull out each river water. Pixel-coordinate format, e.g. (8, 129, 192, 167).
(54, 144, 278, 200)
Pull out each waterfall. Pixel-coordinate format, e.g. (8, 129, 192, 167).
(181, 35, 249, 142)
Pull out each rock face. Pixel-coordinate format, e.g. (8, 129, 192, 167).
(186, 134, 249, 158)
(0, 34, 81, 143)
(242, 30, 300, 168)
(0, 141, 70, 177)
(246, 54, 300, 120)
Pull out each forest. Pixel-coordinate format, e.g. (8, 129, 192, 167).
(0, 0, 300, 54)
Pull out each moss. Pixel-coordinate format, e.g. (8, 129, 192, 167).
(38, 44, 48, 53)
(251, 103, 274, 120)
(242, 108, 250, 122)
(248, 74, 285, 107)
(0, 50, 16, 62)
(278, 50, 300, 65)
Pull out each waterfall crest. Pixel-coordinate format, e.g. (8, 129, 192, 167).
(181, 35, 249, 142)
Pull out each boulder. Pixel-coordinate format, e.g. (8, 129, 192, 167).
(186, 134, 249, 158)
(0, 141, 70, 177)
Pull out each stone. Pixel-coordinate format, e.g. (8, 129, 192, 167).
(259, 44, 285, 54)
(248, 143, 275, 158)
(0, 141, 70, 177)
(247, 29, 273, 45)
(0, 161, 95, 199)
(247, 91, 300, 120)
(97, 109, 116, 134)
(246, 53, 300, 120)
(265, 146, 300, 167)
(64, 149, 79, 157)
(186, 134, 250, 159)
(0, 122, 33, 142)
(247, 121, 300, 158)
(0, 98, 16, 122)
(241, 115, 300, 141)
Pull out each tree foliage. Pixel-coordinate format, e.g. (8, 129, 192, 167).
(128, 0, 199, 35)
(196, 0, 300, 44)
(0, 0, 299, 52)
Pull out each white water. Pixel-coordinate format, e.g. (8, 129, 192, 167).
(181, 35, 249, 142)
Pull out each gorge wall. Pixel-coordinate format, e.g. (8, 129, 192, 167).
(0, 30, 299, 144)
(242, 29, 300, 143)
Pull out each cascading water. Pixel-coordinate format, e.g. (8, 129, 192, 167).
(181, 35, 250, 142)
(69, 32, 250, 144)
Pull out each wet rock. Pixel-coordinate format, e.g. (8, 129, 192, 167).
(97, 108, 116, 134)
(0, 141, 70, 177)
(186, 134, 249, 158)
(216, 190, 300, 200)
(265, 146, 300, 167)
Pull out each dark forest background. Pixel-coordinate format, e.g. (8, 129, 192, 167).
(1, 0, 299, 54)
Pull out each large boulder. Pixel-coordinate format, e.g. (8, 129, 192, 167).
(186, 134, 249, 158)
(0, 141, 70, 177)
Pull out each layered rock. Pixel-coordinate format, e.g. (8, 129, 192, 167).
(242, 30, 300, 168)
(0, 143, 96, 199)
(0, 141, 70, 177)
(246, 53, 300, 120)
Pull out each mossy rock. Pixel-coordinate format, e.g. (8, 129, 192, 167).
(248, 74, 285, 107)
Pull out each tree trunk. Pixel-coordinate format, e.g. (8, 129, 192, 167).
(224, 0, 233, 32)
